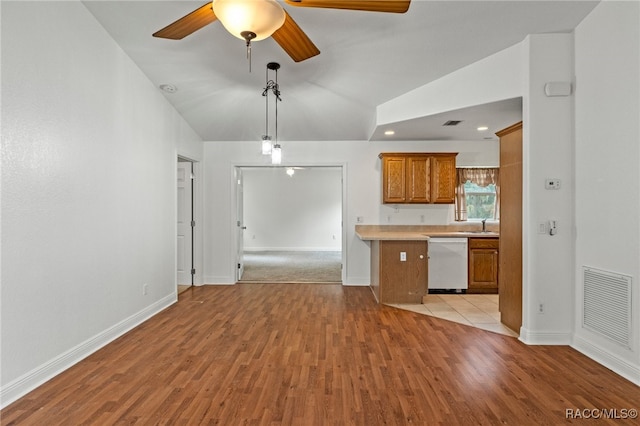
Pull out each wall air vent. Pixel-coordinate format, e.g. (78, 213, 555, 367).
(443, 120, 463, 126)
(582, 266, 632, 349)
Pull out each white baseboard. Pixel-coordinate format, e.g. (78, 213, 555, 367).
(0, 293, 176, 409)
(519, 327, 573, 345)
(343, 278, 370, 286)
(572, 335, 640, 386)
(203, 276, 236, 284)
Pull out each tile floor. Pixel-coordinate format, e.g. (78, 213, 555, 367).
(388, 294, 519, 337)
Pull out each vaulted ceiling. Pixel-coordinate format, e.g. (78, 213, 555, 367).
(83, 1, 598, 141)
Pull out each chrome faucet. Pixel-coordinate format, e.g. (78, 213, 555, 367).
(481, 219, 487, 233)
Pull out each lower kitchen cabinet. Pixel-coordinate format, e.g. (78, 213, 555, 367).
(370, 240, 428, 303)
(468, 238, 499, 294)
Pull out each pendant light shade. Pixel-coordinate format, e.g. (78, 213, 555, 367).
(212, 0, 286, 41)
(261, 135, 272, 155)
(271, 143, 282, 165)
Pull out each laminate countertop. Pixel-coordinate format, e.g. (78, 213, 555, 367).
(355, 225, 499, 241)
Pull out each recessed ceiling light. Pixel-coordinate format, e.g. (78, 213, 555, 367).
(477, 126, 489, 131)
(384, 130, 395, 136)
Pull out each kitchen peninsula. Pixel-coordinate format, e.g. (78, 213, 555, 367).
(356, 225, 499, 303)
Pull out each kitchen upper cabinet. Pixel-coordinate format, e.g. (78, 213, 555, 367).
(431, 155, 456, 203)
(379, 153, 457, 204)
(468, 238, 499, 294)
(381, 155, 408, 203)
(406, 156, 431, 203)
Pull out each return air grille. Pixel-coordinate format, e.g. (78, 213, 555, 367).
(443, 120, 463, 126)
(582, 267, 632, 349)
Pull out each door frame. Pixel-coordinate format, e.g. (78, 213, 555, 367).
(177, 159, 193, 286)
(235, 167, 245, 281)
(233, 163, 347, 284)
(177, 155, 202, 288)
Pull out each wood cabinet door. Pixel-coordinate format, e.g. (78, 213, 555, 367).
(382, 156, 406, 203)
(468, 248, 499, 292)
(431, 155, 456, 203)
(406, 156, 431, 203)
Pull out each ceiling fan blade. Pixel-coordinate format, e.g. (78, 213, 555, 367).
(153, 3, 217, 40)
(284, 0, 410, 13)
(271, 11, 320, 62)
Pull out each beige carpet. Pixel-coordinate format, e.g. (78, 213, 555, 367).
(239, 251, 342, 283)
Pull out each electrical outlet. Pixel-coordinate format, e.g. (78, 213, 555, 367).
(143, 284, 148, 296)
(545, 178, 561, 190)
(538, 302, 544, 314)
(356, 216, 364, 223)
(420, 215, 425, 223)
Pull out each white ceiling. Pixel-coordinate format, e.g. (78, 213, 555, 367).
(83, 1, 598, 142)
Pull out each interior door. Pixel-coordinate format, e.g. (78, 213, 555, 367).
(177, 160, 193, 285)
(236, 167, 245, 281)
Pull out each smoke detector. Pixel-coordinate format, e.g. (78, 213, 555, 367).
(159, 84, 178, 93)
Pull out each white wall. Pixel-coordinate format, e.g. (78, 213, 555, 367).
(202, 139, 498, 285)
(242, 167, 342, 251)
(0, 1, 202, 406)
(377, 43, 523, 126)
(573, 0, 640, 384)
(520, 33, 576, 344)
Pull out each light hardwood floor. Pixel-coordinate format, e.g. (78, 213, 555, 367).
(2, 284, 638, 425)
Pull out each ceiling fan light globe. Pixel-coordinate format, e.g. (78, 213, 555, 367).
(212, 0, 286, 41)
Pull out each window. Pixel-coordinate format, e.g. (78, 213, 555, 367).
(463, 181, 497, 220)
(454, 168, 499, 221)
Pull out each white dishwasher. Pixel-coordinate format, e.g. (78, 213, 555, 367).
(428, 238, 468, 292)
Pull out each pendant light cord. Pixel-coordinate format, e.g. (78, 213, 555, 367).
(274, 68, 278, 144)
(247, 40, 251, 73)
(264, 66, 269, 137)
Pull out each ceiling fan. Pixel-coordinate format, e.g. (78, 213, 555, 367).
(153, 0, 411, 63)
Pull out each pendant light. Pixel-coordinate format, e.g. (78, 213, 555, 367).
(261, 62, 282, 164)
(261, 135, 272, 155)
(271, 143, 282, 165)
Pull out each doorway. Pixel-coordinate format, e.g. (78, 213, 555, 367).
(177, 158, 195, 293)
(235, 166, 344, 283)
